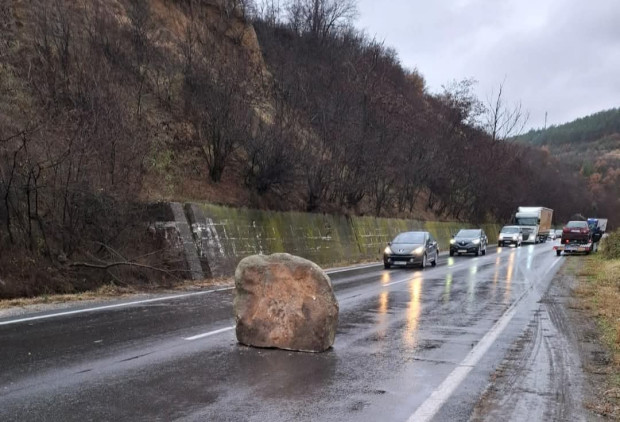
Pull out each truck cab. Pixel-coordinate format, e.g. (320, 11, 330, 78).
(514, 207, 553, 244)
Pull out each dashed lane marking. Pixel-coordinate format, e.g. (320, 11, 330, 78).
(184, 326, 235, 341)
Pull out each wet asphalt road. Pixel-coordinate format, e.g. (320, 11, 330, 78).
(0, 242, 564, 421)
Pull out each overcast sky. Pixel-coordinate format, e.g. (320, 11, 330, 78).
(355, 0, 620, 130)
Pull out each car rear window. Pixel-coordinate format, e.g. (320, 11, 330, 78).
(566, 221, 588, 228)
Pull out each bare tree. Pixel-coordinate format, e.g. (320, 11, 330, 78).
(286, 0, 357, 39)
(243, 99, 299, 195)
(181, 17, 253, 183)
(483, 79, 530, 142)
(253, 0, 284, 25)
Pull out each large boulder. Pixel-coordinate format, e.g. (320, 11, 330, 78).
(234, 253, 339, 352)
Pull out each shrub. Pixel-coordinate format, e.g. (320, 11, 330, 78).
(600, 230, 620, 259)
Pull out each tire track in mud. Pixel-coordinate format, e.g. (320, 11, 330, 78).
(471, 274, 587, 421)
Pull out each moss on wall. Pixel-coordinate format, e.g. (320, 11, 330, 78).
(187, 203, 504, 276)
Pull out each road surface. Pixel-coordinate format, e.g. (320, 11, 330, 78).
(0, 243, 568, 421)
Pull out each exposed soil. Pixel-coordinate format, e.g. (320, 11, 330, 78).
(471, 258, 617, 421)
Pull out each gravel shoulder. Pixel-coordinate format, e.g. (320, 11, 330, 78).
(471, 257, 615, 421)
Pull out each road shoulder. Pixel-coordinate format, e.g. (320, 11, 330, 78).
(471, 257, 616, 421)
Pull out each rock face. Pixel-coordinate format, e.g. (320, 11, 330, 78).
(234, 253, 339, 352)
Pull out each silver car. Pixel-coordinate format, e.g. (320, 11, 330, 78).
(498, 226, 523, 247)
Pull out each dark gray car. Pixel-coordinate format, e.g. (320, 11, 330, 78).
(383, 231, 439, 269)
(449, 228, 488, 256)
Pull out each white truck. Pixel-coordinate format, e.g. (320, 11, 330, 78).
(514, 206, 554, 244)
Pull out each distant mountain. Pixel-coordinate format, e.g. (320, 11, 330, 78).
(514, 108, 620, 220)
(514, 108, 620, 169)
(515, 108, 620, 146)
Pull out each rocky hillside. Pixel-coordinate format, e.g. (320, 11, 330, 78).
(0, 0, 614, 297)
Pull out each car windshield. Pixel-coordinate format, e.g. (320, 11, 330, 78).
(392, 232, 425, 244)
(501, 227, 519, 234)
(566, 221, 588, 228)
(456, 229, 480, 237)
(515, 217, 538, 225)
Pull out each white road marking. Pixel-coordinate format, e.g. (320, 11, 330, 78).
(325, 262, 382, 274)
(184, 325, 235, 341)
(406, 254, 563, 422)
(0, 287, 234, 327)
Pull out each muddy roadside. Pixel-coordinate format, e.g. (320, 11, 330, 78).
(471, 256, 619, 421)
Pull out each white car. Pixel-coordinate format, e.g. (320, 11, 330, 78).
(498, 226, 523, 247)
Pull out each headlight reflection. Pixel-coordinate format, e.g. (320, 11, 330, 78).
(381, 272, 391, 284)
(443, 273, 453, 303)
(504, 250, 515, 303)
(404, 274, 423, 349)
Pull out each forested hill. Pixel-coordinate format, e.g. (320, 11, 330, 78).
(513, 109, 619, 218)
(514, 108, 620, 147)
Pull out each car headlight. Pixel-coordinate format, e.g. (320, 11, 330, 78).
(450, 239, 455, 244)
(384, 246, 392, 255)
(472, 239, 480, 244)
(413, 246, 424, 255)
(512, 235, 518, 240)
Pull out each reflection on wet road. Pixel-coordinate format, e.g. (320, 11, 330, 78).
(404, 273, 422, 349)
(0, 243, 565, 422)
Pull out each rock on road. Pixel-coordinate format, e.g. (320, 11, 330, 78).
(0, 242, 583, 421)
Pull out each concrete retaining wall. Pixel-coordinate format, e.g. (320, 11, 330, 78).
(172, 202, 502, 278)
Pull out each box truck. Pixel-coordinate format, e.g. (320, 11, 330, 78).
(514, 206, 553, 244)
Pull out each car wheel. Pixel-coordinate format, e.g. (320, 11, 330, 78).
(420, 253, 427, 269)
(556, 250, 561, 257)
(475, 246, 480, 256)
(384, 262, 391, 269)
(449, 250, 454, 257)
(431, 252, 437, 267)
(498, 242, 502, 247)
(482, 247, 486, 256)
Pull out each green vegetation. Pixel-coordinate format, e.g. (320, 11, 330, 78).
(515, 108, 620, 146)
(571, 233, 620, 416)
(601, 231, 620, 260)
(578, 254, 620, 418)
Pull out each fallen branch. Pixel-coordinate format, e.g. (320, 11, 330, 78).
(70, 261, 181, 280)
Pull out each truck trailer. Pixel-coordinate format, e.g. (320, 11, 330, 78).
(514, 206, 554, 244)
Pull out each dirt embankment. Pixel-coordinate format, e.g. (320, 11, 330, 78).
(472, 256, 619, 420)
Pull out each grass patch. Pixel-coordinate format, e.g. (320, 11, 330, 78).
(575, 254, 620, 417)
